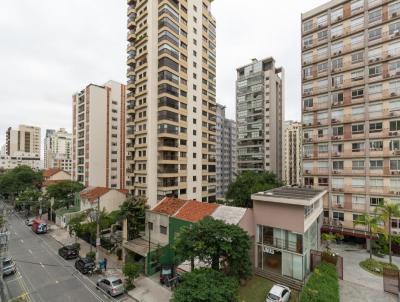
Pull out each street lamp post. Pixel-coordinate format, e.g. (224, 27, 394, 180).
(95, 197, 101, 265)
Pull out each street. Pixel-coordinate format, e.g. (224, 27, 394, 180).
(4, 208, 132, 302)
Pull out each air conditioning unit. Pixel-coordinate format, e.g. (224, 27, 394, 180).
(307, 138, 313, 142)
(396, 191, 400, 196)
(331, 136, 338, 140)
(393, 12, 398, 18)
(318, 24, 323, 29)
(337, 204, 343, 208)
(337, 16, 342, 21)
(390, 131, 398, 136)
(388, 54, 392, 58)
(391, 92, 397, 97)
(369, 58, 374, 63)
(332, 35, 337, 39)
(333, 152, 340, 156)
(305, 170, 311, 174)
(333, 170, 339, 174)
(331, 118, 338, 123)
(395, 150, 400, 155)
(376, 57, 380, 61)
(338, 50, 342, 54)
(390, 112, 396, 117)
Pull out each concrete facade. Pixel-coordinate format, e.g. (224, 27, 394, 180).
(282, 121, 302, 186)
(72, 81, 126, 189)
(236, 58, 284, 179)
(125, 0, 217, 207)
(216, 104, 237, 198)
(302, 0, 400, 236)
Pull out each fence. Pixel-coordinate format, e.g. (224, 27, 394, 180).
(383, 268, 400, 295)
(310, 250, 343, 280)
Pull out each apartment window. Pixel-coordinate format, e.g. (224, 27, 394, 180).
(368, 83, 382, 97)
(332, 178, 344, 189)
(331, 41, 343, 55)
(303, 35, 313, 48)
(390, 159, 400, 170)
(332, 75, 343, 87)
(333, 161, 344, 170)
(317, 14, 328, 27)
(351, 0, 364, 14)
(371, 178, 384, 188)
(391, 120, 400, 131)
(333, 211, 344, 221)
(318, 62, 328, 73)
(352, 177, 365, 188)
(352, 160, 365, 170)
(331, 7, 343, 22)
(331, 25, 343, 38)
(353, 195, 366, 205)
(332, 58, 343, 70)
(332, 195, 344, 206)
(352, 142, 365, 152)
(370, 159, 383, 170)
(353, 213, 364, 223)
(369, 122, 383, 133)
(370, 197, 384, 206)
(351, 16, 364, 31)
(318, 177, 329, 186)
(368, 46, 382, 61)
(303, 67, 312, 78)
(368, 27, 382, 41)
(317, 46, 328, 59)
(333, 126, 343, 136)
(391, 140, 400, 151)
(160, 225, 167, 235)
(318, 144, 328, 153)
(369, 8, 382, 23)
(352, 124, 364, 134)
(352, 88, 364, 98)
(303, 19, 313, 32)
(370, 140, 383, 151)
(332, 92, 344, 104)
(369, 64, 382, 77)
(303, 52, 312, 64)
(304, 98, 313, 108)
(352, 51, 364, 64)
(351, 34, 364, 48)
(318, 30, 328, 41)
(351, 69, 364, 81)
(389, 21, 400, 35)
(389, 1, 400, 16)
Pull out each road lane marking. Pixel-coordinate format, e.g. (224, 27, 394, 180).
(28, 249, 33, 254)
(39, 262, 45, 269)
(20, 239, 24, 243)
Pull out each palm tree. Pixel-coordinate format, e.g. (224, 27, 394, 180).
(378, 200, 400, 264)
(118, 196, 147, 240)
(353, 213, 382, 259)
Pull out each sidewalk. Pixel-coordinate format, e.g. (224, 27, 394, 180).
(48, 223, 124, 279)
(127, 274, 172, 302)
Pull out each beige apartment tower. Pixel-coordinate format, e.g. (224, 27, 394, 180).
(6, 125, 41, 159)
(283, 121, 302, 186)
(72, 81, 126, 189)
(44, 128, 72, 173)
(125, 0, 217, 207)
(302, 0, 400, 236)
(236, 58, 284, 179)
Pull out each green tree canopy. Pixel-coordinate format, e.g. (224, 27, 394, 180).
(172, 269, 239, 302)
(174, 217, 252, 280)
(378, 200, 400, 264)
(118, 196, 147, 239)
(0, 166, 43, 198)
(46, 180, 84, 209)
(225, 171, 282, 208)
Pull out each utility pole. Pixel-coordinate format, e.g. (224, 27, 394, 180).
(0, 204, 10, 301)
(95, 197, 100, 265)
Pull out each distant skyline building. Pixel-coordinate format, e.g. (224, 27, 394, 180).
(216, 104, 237, 198)
(236, 57, 284, 179)
(72, 80, 126, 189)
(125, 0, 218, 207)
(282, 121, 302, 186)
(44, 128, 72, 173)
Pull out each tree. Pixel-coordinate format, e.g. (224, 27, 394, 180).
(0, 166, 42, 200)
(225, 171, 281, 208)
(16, 187, 45, 217)
(46, 180, 84, 210)
(172, 269, 239, 302)
(321, 233, 336, 253)
(378, 200, 400, 264)
(174, 217, 252, 280)
(118, 196, 147, 239)
(122, 262, 141, 290)
(67, 212, 87, 241)
(353, 212, 382, 259)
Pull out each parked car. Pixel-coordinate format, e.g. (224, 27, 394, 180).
(96, 276, 124, 297)
(3, 257, 16, 276)
(266, 284, 291, 302)
(74, 257, 95, 274)
(31, 218, 47, 234)
(25, 218, 34, 226)
(58, 245, 79, 260)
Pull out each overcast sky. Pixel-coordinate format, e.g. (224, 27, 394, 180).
(0, 0, 327, 147)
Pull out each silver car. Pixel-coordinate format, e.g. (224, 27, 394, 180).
(96, 276, 124, 297)
(266, 284, 291, 302)
(3, 257, 17, 276)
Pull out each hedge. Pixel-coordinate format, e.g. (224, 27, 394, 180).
(300, 263, 339, 302)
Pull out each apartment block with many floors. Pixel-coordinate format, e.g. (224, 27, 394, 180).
(236, 58, 284, 179)
(302, 0, 400, 236)
(44, 128, 72, 173)
(216, 103, 237, 198)
(283, 121, 302, 186)
(72, 81, 126, 189)
(125, 0, 217, 207)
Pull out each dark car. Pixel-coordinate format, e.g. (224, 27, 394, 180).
(3, 258, 17, 276)
(58, 245, 79, 260)
(74, 257, 96, 274)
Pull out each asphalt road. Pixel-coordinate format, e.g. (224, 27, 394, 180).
(4, 208, 132, 302)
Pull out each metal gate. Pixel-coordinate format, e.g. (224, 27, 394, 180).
(383, 268, 400, 295)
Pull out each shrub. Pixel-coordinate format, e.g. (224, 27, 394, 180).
(360, 258, 398, 275)
(100, 237, 114, 250)
(86, 251, 96, 260)
(300, 263, 339, 302)
(123, 262, 141, 291)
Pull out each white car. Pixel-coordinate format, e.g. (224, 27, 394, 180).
(266, 284, 291, 302)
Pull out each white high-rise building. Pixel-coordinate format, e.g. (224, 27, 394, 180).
(72, 81, 126, 189)
(282, 121, 302, 186)
(125, 0, 217, 207)
(44, 128, 72, 173)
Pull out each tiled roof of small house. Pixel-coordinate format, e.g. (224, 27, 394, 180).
(151, 197, 188, 216)
(173, 200, 219, 223)
(43, 168, 63, 178)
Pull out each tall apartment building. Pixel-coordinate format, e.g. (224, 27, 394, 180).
(282, 121, 302, 186)
(216, 104, 237, 198)
(302, 0, 400, 236)
(125, 0, 217, 207)
(72, 81, 126, 189)
(44, 128, 72, 173)
(6, 125, 41, 158)
(236, 58, 284, 179)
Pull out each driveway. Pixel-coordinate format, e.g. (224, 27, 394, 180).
(128, 274, 172, 302)
(340, 280, 396, 302)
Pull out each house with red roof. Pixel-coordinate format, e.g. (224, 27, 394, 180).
(42, 168, 71, 188)
(122, 197, 254, 276)
(80, 187, 128, 213)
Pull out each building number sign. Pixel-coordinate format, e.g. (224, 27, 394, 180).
(263, 246, 275, 254)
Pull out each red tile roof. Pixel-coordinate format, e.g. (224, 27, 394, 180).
(43, 168, 62, 178)
(174, 200, 219, 222)
(151, 197, 188, 216)
(80, 187, 128, 202)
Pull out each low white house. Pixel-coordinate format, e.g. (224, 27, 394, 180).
(79, 187, 128, 213)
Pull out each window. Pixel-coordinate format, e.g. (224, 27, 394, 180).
(160, 225, 167, 235)
(390, 159, 400, 170)
(317, 14, 328, 27)
(331, 8, 343, 22)
(352, 124, 364, 134)
(352, 177, 365, 187)
(351, 34, 364, 48)
(332, 58, 343, 70)
(333, 211, 344, 221)
(369, 64, 382, 77)
(303, 52, 312, 64)
(352, 88, 364, 98)
(303, 66, 312, 78)
(333, 161, 344, 170)
(370, 197, 384, 206)
(332, 177, 344, 189)
(351, 0, 363, 14)
(391, 178, 400, 190)
(317, 46, 328, 59)
(369, 122, 383, 133)
(331, 25, 343, 38)
(390, 120, 400, 131)
(389, 1, 400, 16)
(303, 35, 313, 48)
(389, 60, 400, 75)
(390, 21, 400, 35)
(390, 100, 400, 112)
(352, 142, 365, 152)
(352, 160, 365, 170)
(369, 8, 382, 23)
(370, 178, 384, 188)
(370, 159, 383, 170)
(390, 139, 400, 151)
(353, 213, 364, 222)
(304, 98, 313, 108)
(333, 126, 343, 136)
(318, 144, 328, 153)
(318, 62, 328, 73)
(352, 195, 366, 204)
(332, 195, 344, 206)
(370, 140, 383, 151)
(303, 19, 313, 32)
(368, 27, 382, 41)
(318, 30, 328, 41)
(148, 222, 153, 231)
(351, 69, 364, 81)
(331, 41, 344, 55)
(351, 16, 364, 31)
(368, 46, 382, 60)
